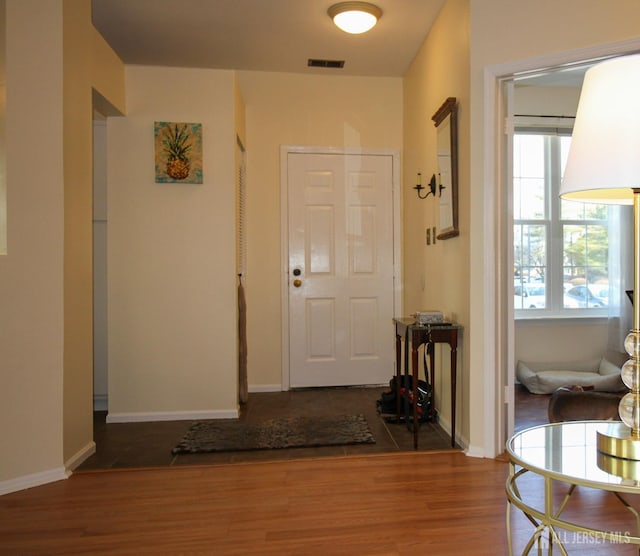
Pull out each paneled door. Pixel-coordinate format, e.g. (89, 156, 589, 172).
(286, 151, 396, 387)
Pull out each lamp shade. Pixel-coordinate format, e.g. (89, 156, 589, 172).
(560, 54, 640, 205)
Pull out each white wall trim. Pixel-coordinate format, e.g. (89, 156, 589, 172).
(0, 467, 69, 496)
(65, 441, 96, 472)
(106, 409, 239, 424)
(483, 38, 640, 458)
(279, 145, 402, 391)
(487, 38, 640, 81)
(464, 445, 486, 459)
(249, 384, 282, 393)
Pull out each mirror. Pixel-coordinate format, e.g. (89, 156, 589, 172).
(432, 97, 459, 240)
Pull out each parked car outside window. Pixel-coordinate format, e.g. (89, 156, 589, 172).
(588, 284, 609, 306)
(564, 285, 607, 308)
(514, 283, 546, 309)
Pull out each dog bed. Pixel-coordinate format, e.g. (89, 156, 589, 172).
(516, 352, 627, 394)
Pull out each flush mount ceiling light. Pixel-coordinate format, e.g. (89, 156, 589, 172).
(327, 2, 382, 34)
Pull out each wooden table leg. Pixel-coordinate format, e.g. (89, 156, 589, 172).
(411, 342, 419, 449)
(395, 332, 402, 419)
(428, 341, 436, 422)
(450, 345, 457, 447)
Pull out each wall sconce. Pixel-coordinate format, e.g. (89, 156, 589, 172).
(414, 172, 442, 199)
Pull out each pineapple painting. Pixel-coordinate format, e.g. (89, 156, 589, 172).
(154, 122, 203, 184)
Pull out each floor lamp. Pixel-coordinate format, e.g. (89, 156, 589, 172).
(560, 54, 640, 462)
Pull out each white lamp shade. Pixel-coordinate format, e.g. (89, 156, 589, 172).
(560, 54, 640, 205)
(328, 2, 382, 34)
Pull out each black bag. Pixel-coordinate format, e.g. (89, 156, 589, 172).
(376, 375, 432, 422)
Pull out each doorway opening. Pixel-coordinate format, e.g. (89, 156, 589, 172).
(493, 42, 640, 450)
(93, 115, 108, 413)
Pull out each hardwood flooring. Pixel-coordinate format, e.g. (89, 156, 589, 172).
(0, 452, 509, 555)
(2, 387, 638, 554)
(515, 383, 549, 432)
(3, 450, 640, 555)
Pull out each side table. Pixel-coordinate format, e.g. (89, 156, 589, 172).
(393, 318, 461, 449)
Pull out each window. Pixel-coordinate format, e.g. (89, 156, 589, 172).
(513, 132, 610, 317)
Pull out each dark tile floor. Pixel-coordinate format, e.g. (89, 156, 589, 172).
(78, 386, 458, 471)
(77, 384, 549, 472)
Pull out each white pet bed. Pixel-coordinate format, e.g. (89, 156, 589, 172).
(516, 352, 626, 394)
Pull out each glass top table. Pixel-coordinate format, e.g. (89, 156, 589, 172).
(506, 420, 640, 554)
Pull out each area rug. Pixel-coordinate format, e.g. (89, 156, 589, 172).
(171, 414, 375, 454)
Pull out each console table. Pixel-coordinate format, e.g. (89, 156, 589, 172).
(392, 318, 461, 449)
(506, 421, 640, 554)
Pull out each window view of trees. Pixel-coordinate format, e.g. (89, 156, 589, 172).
(514, 133, 609, 313)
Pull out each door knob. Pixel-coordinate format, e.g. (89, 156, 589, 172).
(293, 268, 302, 276)
(293, 279, 302, 288)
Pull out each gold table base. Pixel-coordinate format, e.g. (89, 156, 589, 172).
(597, 424, 640, 461)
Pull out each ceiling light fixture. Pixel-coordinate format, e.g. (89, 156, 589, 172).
(327, 2, 382, 34)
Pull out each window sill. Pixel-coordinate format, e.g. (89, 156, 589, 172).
(515, 313, 608, 325)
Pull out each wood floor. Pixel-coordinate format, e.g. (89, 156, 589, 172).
(3, 450, 640, 555)
(2, 387, 639, 554)
(0, 451, 509, 555)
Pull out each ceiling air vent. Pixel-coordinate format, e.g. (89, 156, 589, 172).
(308, 58, 345, 69)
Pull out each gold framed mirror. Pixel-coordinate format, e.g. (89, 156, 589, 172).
(432, 97, 459, 240)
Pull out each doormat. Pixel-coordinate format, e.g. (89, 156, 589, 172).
(171, 414, 375, 454)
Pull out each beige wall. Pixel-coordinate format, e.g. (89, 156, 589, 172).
(514, 85, 580, 118)
(236, 71, 403, 389)
(403, 0, 470, 445)
(234, 74, 246, 149)
(470, 0, 640, 66)
(1, 0, 65, 487)
(468, 0, 640, 456)
(61, 0, 125, 467)
(105, 69, 401, 413)
(0, 0, 124, 491)
(107, 66, 239, 419)
(515, 320, 609, 364)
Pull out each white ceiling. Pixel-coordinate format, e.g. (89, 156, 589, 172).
(91, 0, 445, 77)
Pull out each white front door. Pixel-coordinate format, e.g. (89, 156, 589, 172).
(286, 150, 396, 388)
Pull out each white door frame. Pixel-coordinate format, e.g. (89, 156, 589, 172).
(280, 145, 402, 391)
(486, 38, 640, 456)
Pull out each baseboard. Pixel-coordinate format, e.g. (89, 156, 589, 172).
(65, 440, 96, 472)
(248, 384, 282, 393)
(0, 467, 69, 496)
(247, 384, 385, 393)
(464, 445, 487, 458)
(106, 408, 239, 423)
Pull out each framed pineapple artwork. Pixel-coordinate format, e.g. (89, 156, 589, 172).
(154, 121, 203, 184)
